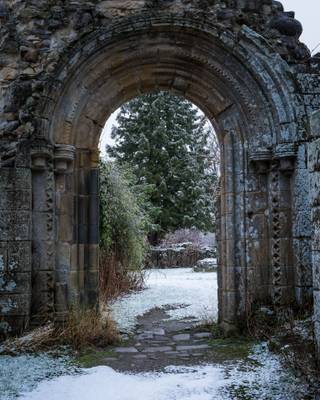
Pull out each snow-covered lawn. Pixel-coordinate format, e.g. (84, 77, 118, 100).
(110, 268, 218, 332)
(17, 344, 307, 400)
(0, 354, 75, 400)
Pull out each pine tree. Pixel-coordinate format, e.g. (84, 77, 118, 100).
(107, 91, 219, 241)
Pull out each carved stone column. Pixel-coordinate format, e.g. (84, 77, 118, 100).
(54, 144, 76, 321)
(248, 149, 272, 306)
(73, 149, 100, 309)
(30, 141, 55, 325)
(270, 145, 296, 309)
(86, 150, 100, 307)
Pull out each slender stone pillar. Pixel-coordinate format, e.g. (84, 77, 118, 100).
(218, 131, 237, 330)
(86, 150, 99, 307)
(30, 143, 55, 325)
(73, 149, 99, 309)
(54, 145, 75, 321)
(269, 145, 296, 309)
(248, 150, 273, 304)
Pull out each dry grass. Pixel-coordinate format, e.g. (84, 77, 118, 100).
(0, 308, 119, 355)
(58, 307, 119, 350)
(99, 250, 145, 302)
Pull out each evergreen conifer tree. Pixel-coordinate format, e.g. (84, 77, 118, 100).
(107, 91, 219, 241)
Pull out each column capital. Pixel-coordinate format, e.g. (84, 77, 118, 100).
(54, 144, 76, 174)
(249, 148, 272, 174)
(274, 144, 296, 175)
(31, 141, 53, 171)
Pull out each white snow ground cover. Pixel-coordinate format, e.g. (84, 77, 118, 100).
(17, 344, 308, 400)
(110, 268, 218, 332)
(0, 353, 76, 400)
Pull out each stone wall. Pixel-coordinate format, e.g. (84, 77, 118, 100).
(0, 168, 32, 338)
(145, 244, 216, 269)
(309, 110, 320, 360)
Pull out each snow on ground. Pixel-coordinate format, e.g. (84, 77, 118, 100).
(0, 353, 75, 400)
(109, 268, 218, 332)
(18, 344, 308, 400)
(19, 365, 226, 400)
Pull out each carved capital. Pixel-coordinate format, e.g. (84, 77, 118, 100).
(54, 144, 76, 174)
(274, 144, 296, 175)
(31, 144, 53, 171)
(249, 149, 272, 174)
(90, 150, 100, 168)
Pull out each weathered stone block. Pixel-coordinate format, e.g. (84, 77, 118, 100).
(314, 290, 320, 323)
(0, 211, 31, 241)
(55, 283, 69, 312)
(308, 139, 320, 171)
(0, 168, 31, 191)
(293, 239, 312, 287)
(297, 74, 320, 94)
(58, 214, 74, 242)
(0, 271, 31, 294)
(293, 168, 310, 211)
(58, 192, 74, 215)
(56, 244, 71, 284)
(246, 192, 267, 213)
(0, 190, 31, 211)
(32, 240, 55, 272)
(293, 209, 312, 238)
(31, 270, 54, 293)
(0, 293, 31, 316)
(310, 110, 320, 138)
(312, 251, 320, 290)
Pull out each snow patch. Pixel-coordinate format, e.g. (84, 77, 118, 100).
(0, 354, 75, 400)
(110, 268, 218, 332)
(20, 365, 227, 400)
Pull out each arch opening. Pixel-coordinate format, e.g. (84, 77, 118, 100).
(40, 18, 299, 331)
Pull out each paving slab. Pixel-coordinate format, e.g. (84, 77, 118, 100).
(115, 347, 139, 353)
(172, 333, 190, 341)
(176, 344, 210, 351)
(194, 332, 212, 339)
(142, 346, 173, 353)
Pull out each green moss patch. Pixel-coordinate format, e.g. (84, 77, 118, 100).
(74, 349, 117, 368)
(208, 337, 256, 361)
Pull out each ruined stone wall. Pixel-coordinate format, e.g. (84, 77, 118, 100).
(309, 110, 320, 359)
(0, 168, 32, 338)
(0, 0, 319, 344)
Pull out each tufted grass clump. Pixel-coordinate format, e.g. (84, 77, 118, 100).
(58, 307, 119, 350)
(0, 308, 119, 354)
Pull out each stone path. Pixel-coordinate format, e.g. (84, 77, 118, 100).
(96, 307, 225, 373)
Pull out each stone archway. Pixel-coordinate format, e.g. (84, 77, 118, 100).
(0, 1, 319, 341)
(46, 15, 303, 331)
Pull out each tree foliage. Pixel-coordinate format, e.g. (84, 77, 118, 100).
(108, 91, 219, 239)
(99, 160, 154, 272)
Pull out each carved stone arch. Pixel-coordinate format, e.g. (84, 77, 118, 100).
(37, 14, 300, 330)
(44, 15, 297, 151)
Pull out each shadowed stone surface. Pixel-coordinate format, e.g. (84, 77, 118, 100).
(0, 0, 319, 362)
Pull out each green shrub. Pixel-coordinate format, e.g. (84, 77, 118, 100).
(99, 161, 155, 275)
